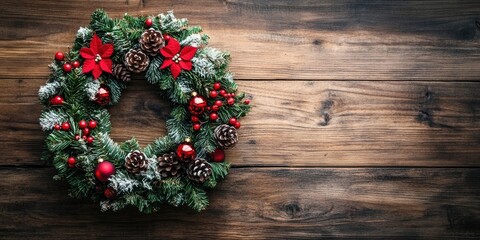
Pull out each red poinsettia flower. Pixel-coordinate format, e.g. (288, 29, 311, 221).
(160, 38, 197, 79)
(80, 33, 113, 80)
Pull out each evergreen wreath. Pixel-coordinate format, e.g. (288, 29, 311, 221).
(38, 9, 251, 212)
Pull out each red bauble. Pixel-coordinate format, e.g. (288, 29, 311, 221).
(95, 161, 116, 182)
(227, 97, 235, 105)
(209, 112, 218, 121)
(176, 142, 196, 162)
(244, 99, 250, 105)
(72, 60, 81, 68)
(104, 187, 116, 199)
(54, 124, 61, 131)
(219, 90, 226, 97)
(193, 123, 201, 131)
(188, 95, 207, 115)
(234, 121, 241, 129)
(50, 95, 64, 105)
(95, 85, 111, 106)
(229, 117, 237, 125)
(78, 120, 87, 129)
(209, 90, 218, 98)
(214, 100, 223, 107)
(63, 63, 72, 72)
(55, 52, 64, 61)
(210, 148, 225, 162)
(86, 136, 94, 144)
(213, 82, 221, 90)
(211, 105, 219, 112)
(191, 116, 199, 123)
(145, 18, 153, 28)
(67, 156, 76, 165)
(88, 120, 97, 129)
(61, 122, 70, 131)
(82, 127, 90, 136)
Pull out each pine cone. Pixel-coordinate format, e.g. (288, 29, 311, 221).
(124, 150, 148, 174)
(112, 63, 131, 82)
(124, 49, 150, 73)
(214, 124, 238, 149)
(187, 158, 212, 184)
(139, 28, 165, 57)
(157, 152, 182, 178)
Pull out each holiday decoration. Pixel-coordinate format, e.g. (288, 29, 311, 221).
(39, 10, 251, 213)
(80, 33, 113, 79)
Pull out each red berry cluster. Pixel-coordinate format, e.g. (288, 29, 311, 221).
(76, 119, 97, 144)
(53, 122, 71, 131)
(54, 51, 81, 73)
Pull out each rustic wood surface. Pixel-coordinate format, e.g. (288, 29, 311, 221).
(1, 0, 480, 239)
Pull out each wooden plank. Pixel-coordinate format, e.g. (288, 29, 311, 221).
(1, 0, 480, 80)
(0, 167, 479, 239)
(2, 79, 480, 167)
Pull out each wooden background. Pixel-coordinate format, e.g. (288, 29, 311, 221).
(1, 0, 480, 239)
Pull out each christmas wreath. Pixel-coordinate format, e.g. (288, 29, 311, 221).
(38, 10, 251, 212)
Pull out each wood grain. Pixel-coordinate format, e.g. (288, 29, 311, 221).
(1, 167, 479, 239)
(1, 0, 480, 80)
(2, 78, 480, 167)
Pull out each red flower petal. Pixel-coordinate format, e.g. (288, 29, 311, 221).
(179, 60, 192, 71)
(82, 59, 96, 73)
(161, 38, 180, 58)
(80, 48, 95, 59)
(180, 46, 197, 61)
(100, 59, 113, 74)
(92, 64, 102, 79)
(170, 63, 181, 79)
(99, 44, 114, 58)
(160, 59, 173, 69)
(90, 33, 102, 54)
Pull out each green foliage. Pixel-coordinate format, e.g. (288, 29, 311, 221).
(38, 9, 250, 213)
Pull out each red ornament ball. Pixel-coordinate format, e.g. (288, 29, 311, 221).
(95, 85, 111, 106)
(214, 100, 223, 107)
(193, 123, 201, 131)
(95, 161, 116, 182)
(219, 90, 226, 97)
(209, 90, 218, 98)
(104, 187, 116, 199)
(54, 124, 61, 131)
(63, 63, 72, 72)
(72, 60, 81, 68)
(50, 95, 64, 105)
(55, 52, 64, 61)
(234, 121, 241, 129)
(176, 142, 196, 162)
(86, 136, 94, 144)
(213, 82, 221, 90)
(88, 120, 97, 129)
(244, 99, 251, 105)
(78, 120, 87, 129)
(61, 122, 70, 131)
(191, 115, 199, 123)
(211, 105, 219, 112)
(67, 157, 76, 165)
(227, 97, 235, 105)
(209, 112, 218, 121)
(229, 117, 237, 125)
(210, 148, 225, 162)
(188, 95, 207, 115)
(82, 127, 90, 136)
(145, 18, 153, 28)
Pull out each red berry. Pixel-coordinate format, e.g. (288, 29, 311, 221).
(104, 187, 116, 199)
(78, 120, 87, 129)
(55, 52, 64, 61)
(213, 82, 221, 90)
(61, 122, 70, 131)
(86, 136, 94, 144)
(211, 105, 219, 112)
(191, 116, 199, 123)
(54, 124, 61, 131)
(75, 135, 80, 141)
(82, 127, 90, 136)
(210, 113, 218, 121)
(227, 97, 235, 105)
(244, 99, 251, 105)
(225, 93, 231, 98)
(231, 93, 236, 97)
(193, 123, 201, 131)
(67, 157, 76, 165)
(219, 90, 226, 97)
(82, 135, 87, 140)
(234, 121, 241, 129)
(88, 120, 97, 129)
(63, 63, 72, 72)
(145, 18, 153, 28)
(50, 95, 64, 105)
(163, 34, 171, 41)
(229, 117, 237, 125)
(72, 60, 81, 68)
(209, 90, 218, 98)
(215, 100, 223, 107)
(210, 148, 225, 162)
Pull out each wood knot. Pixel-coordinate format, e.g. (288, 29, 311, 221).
(318, 99, 334, 126)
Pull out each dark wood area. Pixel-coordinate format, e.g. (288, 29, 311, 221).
(1, 0, 480, 239)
